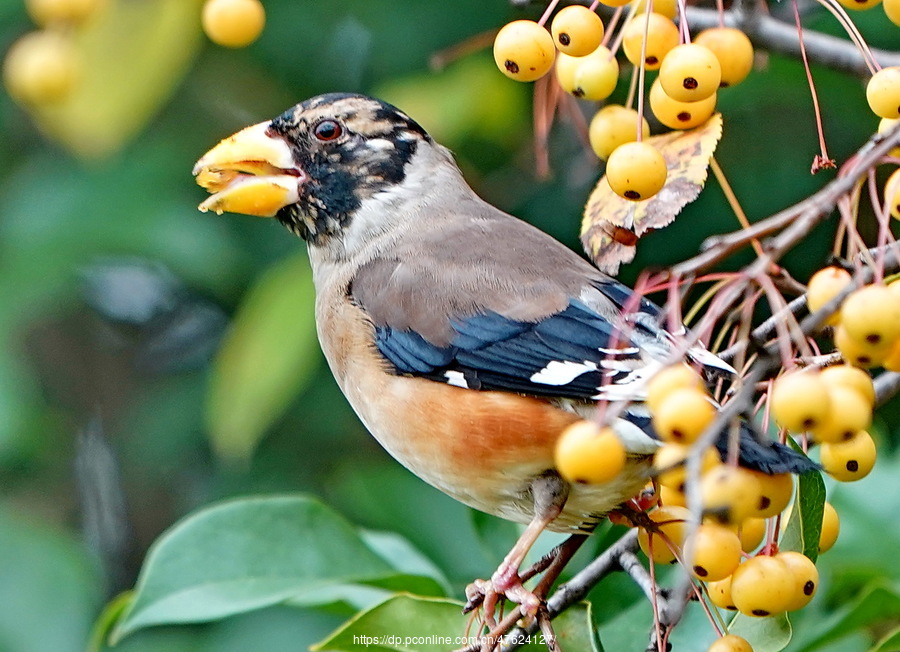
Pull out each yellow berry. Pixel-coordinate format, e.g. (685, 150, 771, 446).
(621, 13, 679, 71)
(606, 141, 667, 201)
(730, 556, 795, 617)
(812, 385, 872, 444)
(707, 575, 737, 610)
(659, 43, 721, 102)
(770, 370, 831, 433)
(555, 421, 627, 484)
(708, 634, 754, 652)
(885, 167, 900, 220)
(688, 522, 742, 581)
(560, 46, 619, 100)
(884, 338, 900, 372)
(819, 365, 875, 408)
(551, 5, 604, 57)
(599, 0, 633, 8)
(588, 105, 650, 160)
(776, 551, 819, 611)
(807, 266, 852, 326)
(638, 505, 691, 564)
(694, 27, 754, 87)
(867, 67, 900, 119)
(749, 472, 793, 518)
(835, 324, 890, 368)
(658, 484, 687, 507)
(652, 387, 716, 443)
(25, 0, 104, 25)
(886, 0, 900, 26)
(820, 430, 877, 482)
(555, 52, 582, 93)
(646, 364, 706, 413)
(2, 30, 79, 105)
(649, 78, 718, 130)
(202, 0, 266, 48)
(734, 517, 767, 552)
(493, 20, 556, 82)
(631, 0, 678, 19)
(819, 501, 840, 553)
(700, 464, 763, 525)
(653, 443, 720, 491)
(840, 284, 900, 348)
(838, 0, 882, 9)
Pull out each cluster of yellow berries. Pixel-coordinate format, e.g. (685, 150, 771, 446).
(201, 0, 265, 48)
(807, 269, 900, 370)
(493, 2, 900, 205)
(3, 0, 266, 106)
(553, 362, 844, 652)
(2, 0, 103, 105)
(867, 66, 900, 218)
(771, 364, 878, 482)
(492, 4, 754, 203)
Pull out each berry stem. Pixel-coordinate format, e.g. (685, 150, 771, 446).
(710, 157, 765, 258)
(532, 73, 559, 179)
(589, 0, 601, 10)
(791, 0, 836, 174)
(815, 0, 881, 74)
(683, 279, 730, 327)
(868, 169, 890, 284)
(601, 5, 624, 48)
(624, 64, 639, 111)
(607, 1, 641, 65)
(676, 0, 691, 44)
(537, 0, 560, 27)
(756, 272, 812, 362)
(635, 0, 654, 142)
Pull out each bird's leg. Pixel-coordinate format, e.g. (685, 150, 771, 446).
(466, 473, 570, 635)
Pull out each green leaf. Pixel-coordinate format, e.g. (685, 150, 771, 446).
(727, 613, 792, 652)
(314, 595, 599, 652)
(0, 507, 103, 652)
(206, 252, 320, 462)
(781, 468, 825, 561)
(31, 0, 204, 158)
(360, 530, 452, 595)
(110, 495, 400, 643)
(794, 583, 900, 652)
(870, 624, 900, 652)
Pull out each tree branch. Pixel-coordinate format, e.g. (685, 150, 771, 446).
(684, 6, 900, 75)
(673, 123, 900, 278)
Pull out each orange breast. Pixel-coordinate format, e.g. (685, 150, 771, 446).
(316, 286, 650, 530)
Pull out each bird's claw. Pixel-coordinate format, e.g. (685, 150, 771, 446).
(464, 565, 544, 637)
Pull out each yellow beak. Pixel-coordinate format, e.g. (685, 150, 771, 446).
(193, 121, 304, 218)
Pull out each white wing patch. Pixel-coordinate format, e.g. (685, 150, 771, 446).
(444, 370, 469, 388)
(530, 360, 598, 386)
(611, 415, 662, 455)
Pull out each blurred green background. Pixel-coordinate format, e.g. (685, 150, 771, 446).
(1, 0, 899, 650)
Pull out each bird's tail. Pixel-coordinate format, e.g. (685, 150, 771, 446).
(717, 421, 818, 475)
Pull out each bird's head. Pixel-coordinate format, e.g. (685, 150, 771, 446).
(193, 93, 435, 245)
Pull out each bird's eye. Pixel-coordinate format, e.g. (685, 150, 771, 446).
(313, 119, 343, 141)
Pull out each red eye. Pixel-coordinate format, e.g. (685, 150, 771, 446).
(313, 119, 343, 141)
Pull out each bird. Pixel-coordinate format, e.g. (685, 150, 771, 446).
(192, 92, 815, 629)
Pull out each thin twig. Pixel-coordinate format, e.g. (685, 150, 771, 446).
(674, 124, 900, 278)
